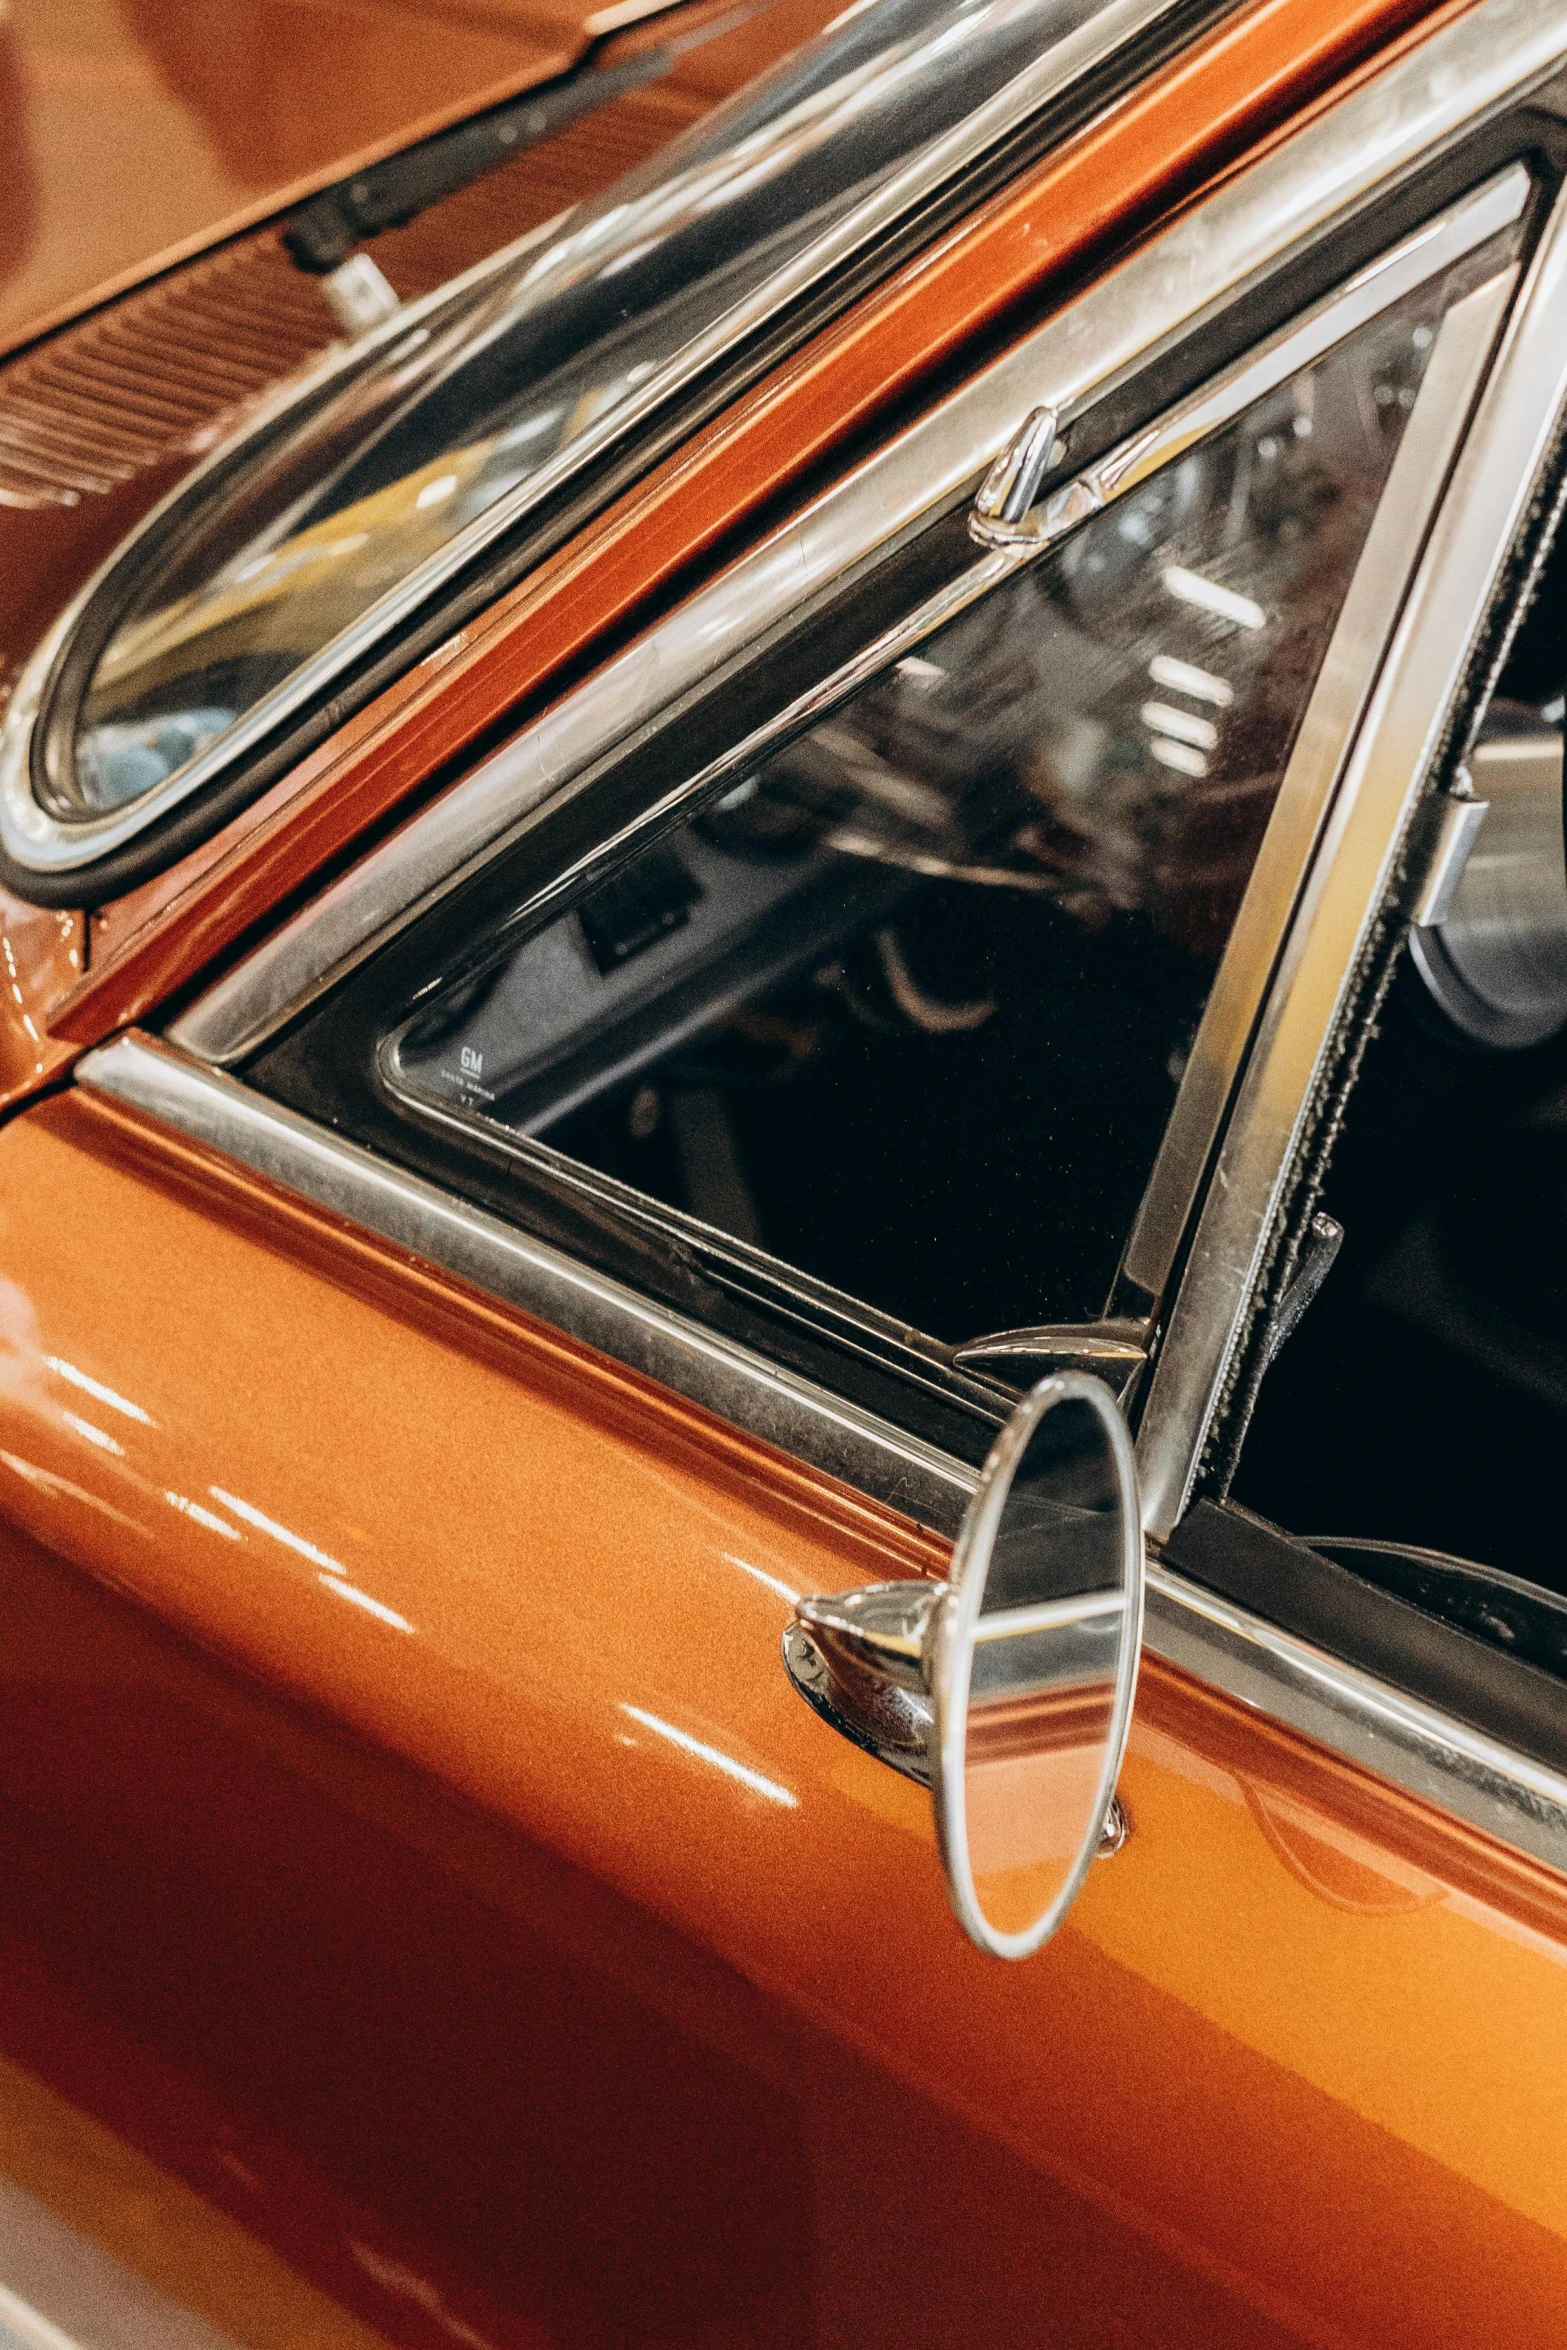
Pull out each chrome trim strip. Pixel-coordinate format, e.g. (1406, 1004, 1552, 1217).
(77, 1033, 976, 1530)
(173, 0, 1567, 1057)
(1138, 173, 1567, 1537)
(0, 0, 1194, 878)
(969, 164, 1526, 552)
(75, 1033, 1567, 1876)
(1144, 1564, 1567, 1874)
(1122, 258, 1521, 1295)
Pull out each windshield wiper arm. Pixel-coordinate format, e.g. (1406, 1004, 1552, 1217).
(284, 5, 760, 278)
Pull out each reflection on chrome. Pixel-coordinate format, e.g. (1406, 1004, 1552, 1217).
(28, 0, 1182, 850)
(620, 1703, 798, 1807)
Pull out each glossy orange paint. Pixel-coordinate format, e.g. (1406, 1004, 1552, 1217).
(0, 896, 81, 1108)
(61, 0, 1471, 1050)
(0, 1081, 1564, 2345)
(0, 0, 596, 361)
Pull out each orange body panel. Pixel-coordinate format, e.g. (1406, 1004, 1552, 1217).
(60, 0, 1466, 1055)
(0, 0, 595, 361)
(1, 1086, 1564, 2345)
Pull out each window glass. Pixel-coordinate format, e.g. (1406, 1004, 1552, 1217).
(383, 275, 1463, 1345)
(56, 0, 1144, 822)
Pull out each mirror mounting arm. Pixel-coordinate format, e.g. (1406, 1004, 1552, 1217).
(782, 1372, 1145, 1958)
(783, 1604, 1131, 1863)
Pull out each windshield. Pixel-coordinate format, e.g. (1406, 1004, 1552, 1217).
(54, 0, 1175, 822)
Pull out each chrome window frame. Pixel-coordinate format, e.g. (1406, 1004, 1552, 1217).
(346, 178, 1521, 1370)
(0, 0, 1201, 885)
(1137, 160, 1567, 1537)
(77, 0, 1567, 1874)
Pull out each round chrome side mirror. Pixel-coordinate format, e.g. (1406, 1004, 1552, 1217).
(785, 1373, 1144, 1959)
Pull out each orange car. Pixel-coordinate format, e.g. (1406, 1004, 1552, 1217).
(1, 0, 1566, 2339)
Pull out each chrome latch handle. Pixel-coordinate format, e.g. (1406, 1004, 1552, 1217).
(970, 405, 1066, 544)
(952, 1316, 1149, 1398)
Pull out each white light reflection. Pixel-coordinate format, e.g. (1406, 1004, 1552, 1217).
(166, 1492, 242, 1541)
(1, 1452, 147, 1535)
(1141, 701, 1218, 752)
(724, 1554, 801, 1606)
(318, 1575, 413, 1633)
(210, 1485, 412, 1631)
(45, 1358, 154, 1425)
(620, 1705, 798, 1808)
(61, 1412, 123, 1457)
(1161, 566, 1266, 631)
(1148, 655, 1232, 707)
(1149, 738, 1209, 778)
(209, 1487, 345, 1574)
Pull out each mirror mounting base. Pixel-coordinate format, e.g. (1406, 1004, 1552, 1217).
(781, 1619, 1130, 1855)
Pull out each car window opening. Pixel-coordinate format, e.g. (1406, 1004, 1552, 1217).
(384, 273, 1463, 1347)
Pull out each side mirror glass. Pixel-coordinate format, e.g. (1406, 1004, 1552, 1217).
(785, 1372, 1144, 1959)
(934, 1373, 1143, 1958)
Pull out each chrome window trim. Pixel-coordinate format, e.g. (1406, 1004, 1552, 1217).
(1142, 1564, 1567, 1874)
(1137, 166, 1567, 1538)
(0, 0, 1199, 881)
(0, 202, 577, 867)
(175, 148, 1540, 1341)
(1121, 242, 1522, 1301)
(76, 1032, 1567, 1876)
(171, 0, 1567, 1080)
(79, 1034, 977, 1531)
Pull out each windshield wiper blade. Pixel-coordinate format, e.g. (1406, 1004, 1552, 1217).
(285, 3, 760, 277)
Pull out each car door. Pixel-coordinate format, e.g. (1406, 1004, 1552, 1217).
(2, 3, 1567, 2348)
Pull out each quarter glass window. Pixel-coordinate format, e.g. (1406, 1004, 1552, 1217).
(384, 275, 1467, 1345)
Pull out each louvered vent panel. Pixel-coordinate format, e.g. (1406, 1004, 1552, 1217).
(0, 237, 340, 510)
(0, 78, 700, 514)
